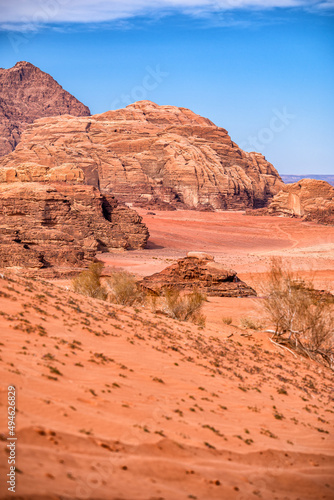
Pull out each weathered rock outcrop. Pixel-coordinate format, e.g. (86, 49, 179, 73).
(0, 183, 149, 269)
(140, 253, 256, 297)
(0, 100, 283, 210)
(0, 61, 90, 157)
(267, 179, 334, 224)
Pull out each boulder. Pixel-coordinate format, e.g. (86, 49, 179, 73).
(187, 251, 214, 261)
(140, 256, 256, 297)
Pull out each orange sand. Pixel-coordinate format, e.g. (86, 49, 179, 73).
(0, 211, 333, 499)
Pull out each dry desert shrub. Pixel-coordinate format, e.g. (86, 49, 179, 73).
(157, 288, 206, 327)
(73, 263, 206, 325)
(72, 262, 107, 300)
(105, 271, 143, 306)
(262, 257, 334, 368)
(222, 316, 233, 325)
(240, 317, 263, 330)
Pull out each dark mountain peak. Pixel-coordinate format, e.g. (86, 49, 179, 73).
(0, 61, 90, 156)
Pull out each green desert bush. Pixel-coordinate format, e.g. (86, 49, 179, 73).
(105, 271, 143, 306)
(160, 288, 206, 326)
(72, 262, 107, 300)
(262, 257, 334, 368)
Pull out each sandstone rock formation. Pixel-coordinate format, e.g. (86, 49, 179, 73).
(0, 100, 283, 210)
(0, 63, 151, 271)
(267, 179, 334, 224)
(0, 183, 149, 270)
(0, 61, 90, 157)
(140, 254, 256, 297)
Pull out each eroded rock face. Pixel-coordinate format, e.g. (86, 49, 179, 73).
(0, 100, 283, 210)
(267, 179, 334, 224)
(140, 255, 256, 297)
(0, 61, 90, 157)
(0, 183, 149, 269)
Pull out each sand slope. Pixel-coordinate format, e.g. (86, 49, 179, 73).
(0, 267, 333, 499)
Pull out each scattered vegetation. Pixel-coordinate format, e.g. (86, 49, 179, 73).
(262, 257, 334, 368)
(47, 365, 63, 376)
(204, 441, 216, 449)
(73, 263, 204, 325)
(240, 317, 263, 330)
(222, 316, 233, 325)
(105, 271, 144, 306)
(72, 263, 207, 326)
(72, 262, 107, 300)
(273, 406, 285, 420)
(152, 377, 165, 384)
(260, 428, 278, 439)
(157, 288, 206, 326)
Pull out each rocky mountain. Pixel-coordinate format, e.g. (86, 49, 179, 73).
(0, 63, 152, 272)
(0, 61, 90, 157)
(248, 179, 334, 225)
(140, 252, 256, 297)
(0, 100, 283, 210)
(267, 179, 334, 221)
(0, 183, 149, 273)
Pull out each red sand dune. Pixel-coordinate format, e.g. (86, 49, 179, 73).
(0, 211, 333, 499)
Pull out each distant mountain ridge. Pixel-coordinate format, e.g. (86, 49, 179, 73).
(282, 175, 334, 186)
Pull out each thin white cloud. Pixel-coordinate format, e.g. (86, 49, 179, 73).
(315, 0, 334, 7)
(0, 0, 332, 31)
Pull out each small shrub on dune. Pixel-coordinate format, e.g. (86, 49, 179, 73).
(105, 271, 143, 306)
(72, 262, 107, 300)
(161, 288, 206, 326)
(222, 316, 233, 325)
(262, 257, 334, 368)
(240, 317, 263, 330)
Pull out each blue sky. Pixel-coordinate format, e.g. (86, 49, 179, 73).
(0, 1, 333, 175)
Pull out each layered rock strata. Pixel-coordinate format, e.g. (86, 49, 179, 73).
(0, 100, 283, 210)
(140, 253, 256, 297)
(267, 179, 334, 218)
(246, 179, 334, 224)
(0, 183, 149, 270)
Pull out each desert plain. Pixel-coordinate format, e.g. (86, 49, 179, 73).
(0, 209, 333, 500)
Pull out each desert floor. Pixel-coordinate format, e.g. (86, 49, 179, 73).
(101, 210, 334, 328)
(0, 211, 333, 500)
